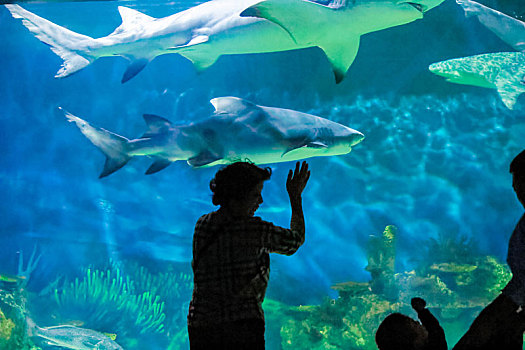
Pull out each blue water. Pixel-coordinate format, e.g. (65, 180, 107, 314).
(1, 0, 524, 349)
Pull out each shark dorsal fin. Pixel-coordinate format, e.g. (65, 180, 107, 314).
(142, 114, 174, 137)
(210, 97, 259, 115)
(111, 7, 154, 36)
(118, 6, 154, 26)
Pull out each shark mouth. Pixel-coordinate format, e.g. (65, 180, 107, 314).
(407, 2, 424, 12)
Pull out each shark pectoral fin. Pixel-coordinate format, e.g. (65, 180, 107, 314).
(170, 35, 215, 72)
(307, 141, 328, 148)
(240, 0, 332, 44)
(172, 35, 210, 49)
(122, 58, 149, 83)
(240, 5, 297, 43)
(281, 144, 306, 157)
(495, 80, 522, 110)
(319, 36, 360, 84)
(187, 151, 222, 167)
(145, 159, 173, 175)
(281, 140, 329, 157)
(179, 51, 219, 73)
(142, 114, 174, 137)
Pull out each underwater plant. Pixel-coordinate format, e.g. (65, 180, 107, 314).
(53, 267, 166, 339)
(47, 261, 193, 349)
(121, 262, 193, 339)
(420, 232, 479, 266)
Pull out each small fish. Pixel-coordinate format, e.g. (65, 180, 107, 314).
(0, 274, 23, 283)
(27, 318, 123, 350)
(0, 274, 25, 291)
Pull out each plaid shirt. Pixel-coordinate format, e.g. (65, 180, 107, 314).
(188, 210, 304, 326)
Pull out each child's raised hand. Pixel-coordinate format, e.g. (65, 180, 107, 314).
(411, 297, 426, 312)
(286, 161, 310, 200)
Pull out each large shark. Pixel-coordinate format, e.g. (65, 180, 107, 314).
(5, 0, 443, 83)
(429, 0, 525, 109)
(63, 97, 365, 178)
(429, 52, 525, 109)
(456, 0, 525, 52)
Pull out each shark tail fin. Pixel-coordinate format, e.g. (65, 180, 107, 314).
(61, 108, 132, 178)
(5, 5, 95, 78)
(26, 317, 39, 338)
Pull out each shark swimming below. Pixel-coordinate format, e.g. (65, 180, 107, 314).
(5, 0, 443, 83)
(63, 96, 364, 178)
(429, 52, 525, 109)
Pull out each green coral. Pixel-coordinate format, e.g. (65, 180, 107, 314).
(122, 262, 193, 345)
(277, 225, 515, 350)
(0, 309, 15, 342)
(54, 267, 166, 337)
(0, 297, 40, 350)
(47, 261, 193, 350)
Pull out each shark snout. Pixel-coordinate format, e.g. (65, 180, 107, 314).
(428, 63, 440, 73)
(346, 131, 365, 147)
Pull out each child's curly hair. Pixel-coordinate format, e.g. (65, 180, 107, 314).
(210, 161, 272, 206)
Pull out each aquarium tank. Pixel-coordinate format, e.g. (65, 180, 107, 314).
(1, 0, 524, 349)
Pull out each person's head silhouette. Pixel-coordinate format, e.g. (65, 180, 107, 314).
(376, 297, 446, 350)
(376, 312, 429, 350)
(210, 161, 272, 217)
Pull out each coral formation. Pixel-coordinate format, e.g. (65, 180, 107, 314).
(0, 250, 40, 350)
(365, 225, 398, 301)
(46, 261, 192, 349)
(0, 292, 40, 350)
(276, 225, 512, 349)
(54, 267, 166, 335)
(0, 309, 15, 344)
